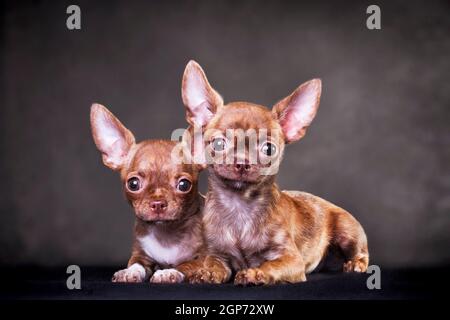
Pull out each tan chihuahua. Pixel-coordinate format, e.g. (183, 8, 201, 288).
(179, 61, 369, 285)
(90, 103, 204, 283)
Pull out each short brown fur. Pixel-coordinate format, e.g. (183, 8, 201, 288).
(90, 103, 204, 283)
(180, 61, 369, 285)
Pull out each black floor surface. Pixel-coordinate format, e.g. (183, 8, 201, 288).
(0, 266, 446, 300)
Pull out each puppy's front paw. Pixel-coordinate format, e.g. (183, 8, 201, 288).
(187, 268, 229, 284)
(112, 264, 146, 283)
(150, 269, 185, 284)
(234, 268, 269, 286)
(343, 257, 369, 273)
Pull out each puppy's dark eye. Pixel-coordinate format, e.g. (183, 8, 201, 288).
(177, 178, 192, 192)
(261, 142, 277, 156)
(127, 177, 141, 192)
(211, 138, 227, 152)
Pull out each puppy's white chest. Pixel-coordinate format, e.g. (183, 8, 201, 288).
(138, 233, 191, 267)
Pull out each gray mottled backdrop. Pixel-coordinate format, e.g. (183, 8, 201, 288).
(1, 0, 449, 268)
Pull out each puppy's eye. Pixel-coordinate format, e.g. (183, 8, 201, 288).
(261, 142, 277, 156)
(211, 137, 227, 152)
(127, 177, 141, 192)
(177, 178, 192, 192)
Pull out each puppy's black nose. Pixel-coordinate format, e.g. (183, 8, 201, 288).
(150, 200, 168, 213)
(234, 164, 251, 173)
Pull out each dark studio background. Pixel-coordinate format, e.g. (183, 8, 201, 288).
(1, 0, 449, 273)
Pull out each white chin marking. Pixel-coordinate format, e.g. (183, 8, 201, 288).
(233, 181, 244, 189)
(223, 178, 247, 190)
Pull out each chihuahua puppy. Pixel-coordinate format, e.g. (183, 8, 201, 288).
(90, 103, 203, 283)
(179, 61, 369, 285)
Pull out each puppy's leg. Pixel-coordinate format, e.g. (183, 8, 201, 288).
(112, 254, 154, 283)
(178, 255, 232, 284)
(331, 210, 369, 273)
(235, 249, 306, 285)
(149, 269, 185, 283)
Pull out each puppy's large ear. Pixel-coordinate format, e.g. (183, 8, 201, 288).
(90, 103, 135, 170)
(272, 79, 322, 143)
(181, 60, 223, 127)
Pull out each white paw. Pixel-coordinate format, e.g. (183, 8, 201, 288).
(112, 263, 146, 283)
(149, 268, 185, 284)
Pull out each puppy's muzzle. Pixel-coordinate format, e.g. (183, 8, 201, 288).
(150, 200, 168, 215)
(234, 163, 251, 174)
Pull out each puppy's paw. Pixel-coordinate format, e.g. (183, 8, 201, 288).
(343, 257, 369, 273)
(187, 268, 229, 284)
(112, 264, 146, 283)
(150, 269, 185, 284)
(234, 268, 269, 286)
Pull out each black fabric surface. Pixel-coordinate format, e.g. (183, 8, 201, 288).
(0, 267, 445, 300)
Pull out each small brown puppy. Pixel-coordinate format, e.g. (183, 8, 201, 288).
(90, 103, 203, 283)
(179, 61, 369, 285)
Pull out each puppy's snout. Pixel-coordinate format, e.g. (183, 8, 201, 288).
(234, 163, 251, 173)
(150, 200, 168, 214)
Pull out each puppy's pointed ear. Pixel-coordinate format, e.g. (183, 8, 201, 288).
(90, 103, 135, 170)
(272, 79, 322, 143)
(181, 60, 223, 127)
